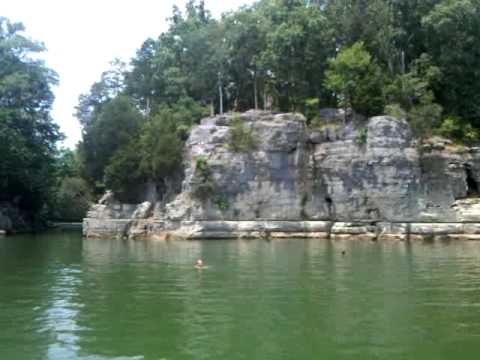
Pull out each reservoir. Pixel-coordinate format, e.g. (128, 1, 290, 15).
(1, 231, 480, 359)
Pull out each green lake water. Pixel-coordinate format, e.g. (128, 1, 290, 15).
(1, 231, 480, 359)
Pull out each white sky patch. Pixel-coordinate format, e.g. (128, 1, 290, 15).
(2, 0, 255, 148)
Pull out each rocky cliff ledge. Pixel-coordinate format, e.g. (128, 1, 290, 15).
(83, 110, 480, 240)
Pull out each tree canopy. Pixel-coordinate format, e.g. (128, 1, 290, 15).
(3, 0, 480, 218)
(0, 17, 62, 219)
(73, 0, 480, 201)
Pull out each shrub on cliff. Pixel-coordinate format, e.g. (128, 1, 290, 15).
(407, 100, 443, 139)
(439, 116, 480, 144)
(385, 54, 443, 138)
(229, 116, 257, 153)
(191, 157, 215, 200)
(355, 128, 368, 146)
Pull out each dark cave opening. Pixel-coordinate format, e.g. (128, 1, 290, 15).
(325, 196, 333, 216)
(466, 165, 479, 197)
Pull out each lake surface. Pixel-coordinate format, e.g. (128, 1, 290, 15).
(1, 231, 480, 359)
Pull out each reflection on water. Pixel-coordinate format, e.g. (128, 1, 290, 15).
(1, 232, 480, 359)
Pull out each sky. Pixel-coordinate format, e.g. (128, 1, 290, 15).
(3, 0, 255, 148)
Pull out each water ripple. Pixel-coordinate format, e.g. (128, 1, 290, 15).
(3, 234, 480, 359)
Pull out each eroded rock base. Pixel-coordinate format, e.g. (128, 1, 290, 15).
(83, 219, 480, 241)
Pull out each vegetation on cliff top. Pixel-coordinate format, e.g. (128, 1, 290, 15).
(72, 0, 480, 203)
(3, 0, 480, 217)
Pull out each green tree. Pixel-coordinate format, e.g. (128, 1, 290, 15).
(78, 95, 143, 192)
(390, 0, 441, 70)
(423, 0, 480, 126)
(75, 60, 127, 128)
(386, 54, 443, 137)
(56, 148, 80, 178)
(223, 7, 268, 110)
(103, 99, 205, 203)
(53, 177, 93, 221)
(259, 0, 333, 111)
(439, 116, 479, 144)
(0, 17, 62, 217)
(103, 140, 144, 203)
(325, 41, 384, 116)
(138, 110, 184, 181)
(125, 1, 222, 112)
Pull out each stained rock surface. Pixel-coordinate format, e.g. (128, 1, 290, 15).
(83, 110, 480, 240)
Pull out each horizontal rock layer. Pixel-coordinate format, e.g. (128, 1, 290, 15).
(83, 219, 480, 241)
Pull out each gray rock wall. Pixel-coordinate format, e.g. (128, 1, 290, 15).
(309, 116, 422, 221)
(83, 110, 480, 239)
(175, 112, 309, 221)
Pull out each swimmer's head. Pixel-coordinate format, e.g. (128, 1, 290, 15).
(196, 259, 203, 266)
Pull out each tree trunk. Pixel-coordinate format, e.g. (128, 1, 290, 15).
(146, 97, 151, 116)
(253, 71, 258, 110)
(219, 83, 223, 115)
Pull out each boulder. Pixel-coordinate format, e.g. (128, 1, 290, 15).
(132, 202, 153, 219)
(98, 190, 114, 205)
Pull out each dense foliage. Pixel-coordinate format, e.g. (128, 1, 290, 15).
(0, 18, 63, 223)
(3, 0, 480, 220)
(74, 0, 480, 202)
(52, 149, 93, 221)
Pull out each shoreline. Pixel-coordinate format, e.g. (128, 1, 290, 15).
(51, 222, 83, 231)
(82, 219, 480, 241)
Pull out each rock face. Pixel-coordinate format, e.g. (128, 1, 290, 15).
(83, 110, 480, 240)
(0, 202, 31, 233)
(164, 111, 309, 221)
(309, 115, 421, 221)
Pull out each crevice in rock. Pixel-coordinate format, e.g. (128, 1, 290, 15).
(300, 193, 309, 220)
(367, 208, 380, 220)
(123, 220, 134, 239)
(465, 164, 479, 197)
(325, 196, 333, 218)
(324, 128, 332, 142)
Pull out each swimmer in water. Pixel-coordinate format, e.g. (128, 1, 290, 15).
(195, 259, 204, 269)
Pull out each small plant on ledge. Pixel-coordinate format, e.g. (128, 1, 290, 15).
(191, 157, 215, 200)
(215, 195, 230, 211)
(229, 115, 257, 153)
(355, 127, 368, 146)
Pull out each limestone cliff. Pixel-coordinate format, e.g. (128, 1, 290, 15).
(83, 110, 480, 240)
